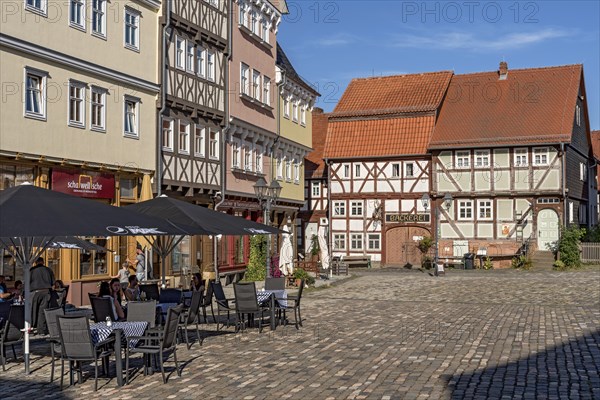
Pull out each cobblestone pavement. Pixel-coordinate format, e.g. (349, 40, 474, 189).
(1, 268, 599, 399)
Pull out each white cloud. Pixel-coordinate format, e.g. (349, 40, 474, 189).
(388, 28, 573, 51)
(315, 33, 359, 47)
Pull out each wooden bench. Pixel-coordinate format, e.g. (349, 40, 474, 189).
(342, 255, 371, 268)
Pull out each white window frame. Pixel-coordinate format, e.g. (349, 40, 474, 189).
(283, 94, 290, 118)
(285, 158, 291, 181)
(276, 156, 283, 179)
(238, 1, 247, 27)
(240, 63, 250, 95)
(514, 148, 528, 167)
(458, 200, 473, 220)
(69, 0, 86, 30)
(250, 8, 258, 34)
(232, 141, 240, 168)
(405, 162, 414, 177)
(91, 0, 106, 37)
(124, 7, 140, 51)
(123, 96, 140, 138)
(162, 118, 174, 151)
(292, 99, 298, 122)
(311, 182, 320, 197)
(294, 161, 300, 182)
(300, 105, 306, 125)
(196, 47, 206, 78)
(569, 201, 574, 223)
(24, 67, 47, 120)
(368, 233, 381, 250)
(392, 163, 400, 178)
(355, 164, 361, 178)
(186, 41, 195, 73)
(90, 86, 106, 132)
(261, 18, 269, 43)
(263, 76, 271, 105)
(475, 150, 490, 168)
(333, 233, 346, 251)
(343, 164, 350, 179)
(477, 199, 493, 220)
(68, 80, 86, 128)
(255, 147, 263, 173)
(178, 121, 190, 154)
(576, 104, 581, 127)
(194, 125, 205, 157)
(176, 36, 185, 69)
(209, 128, 219, 159)
(533, 147, 549, 166)
(244, 146, 252, 171)
(455, 151, 470, 168)
(580, 162, 587, 182)
(333, 201, 346, 217)
(206, 51, 215, 81)
(25, 0, 47, 16)
(350, 201, 363, 217)
(252, 69, 261, 100)
(350, 233, 363, 251)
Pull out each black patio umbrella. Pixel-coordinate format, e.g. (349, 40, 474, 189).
(1, 236, 111, 252)
(126, 195, 281, 284)
(0, 183, 193, 373)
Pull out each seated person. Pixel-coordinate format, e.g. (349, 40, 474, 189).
(98, 281, 125, 321)
(124, 275, 141, 302)
(10, 280, 23, 303)
(0, 275, 12, 303)
(190, 273, 204, 293)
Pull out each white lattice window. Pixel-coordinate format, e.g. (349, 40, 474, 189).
(456, 151, 470, 168)
(475, 150, 490, 168)
(533, 148, 549, 166)
(252, 70, 261, 100)
(333, 234, 346, 250)
(162, 118, 173, 151)
(368, 234, 381, 250)
(194, 125, 205, 157)
(196, 47, 206, 77)
(90, 86, 106, 131)
(176, 37, 185, 69)
(333, 201, 346, 217)
(186, 42, 195, 72)
(209, 129, 219, 159)
(255, 149, 263, 173)
(207, 51, 215, 81)
(350, 233, 363, 250)
(179, 121, 190, 154)
(351, 201, 363, 216)
(312, 182, 320, 197)
(240, 63, 250, 95)
(24, 68, 46, 119)
(25, 0, 47, 14)
(232, 142, 240, 168)
(238, 1, 247, 26)
(92, 0, 106, 36)
(261, 18, 269, 43)
(70, 0, 85, 29)
(124, 8, 140, 50)
(514, 148, 528, 166)
(244, 146, 252, 171)
(285, 158, 291, 181)
(458, 200, 473, 220)
(478, 200, 492, 220)
(68, 81, 86, 127)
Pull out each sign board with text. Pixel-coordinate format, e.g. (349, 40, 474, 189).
(385, 213, 430, 223)
(52, 169, 115, 199)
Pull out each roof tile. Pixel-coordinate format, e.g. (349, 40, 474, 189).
(306, 109, 329, 178)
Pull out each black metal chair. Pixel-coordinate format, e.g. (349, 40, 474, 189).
(90, 296, 114, 322)
(125, 306, 183, 384)
(178, 291, 203, 349)
(265, 277, 286, 291)
(233, 282, 270, 333)
(210, 281, 234, 331)
(1, 304, 24, 371)
(44, 306, 65, 382)
(159, 288, 183, 304)
(56, 315, 115, 391)
(200, 281, 214, 323)
(277, 279, 305, 329)
(139, 283, 160, 301)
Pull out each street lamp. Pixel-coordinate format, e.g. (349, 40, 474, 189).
(254, 177, 282, 277)
(421, 193, 453, 276)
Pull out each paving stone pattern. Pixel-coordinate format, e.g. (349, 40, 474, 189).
(1, 269, 599, 399)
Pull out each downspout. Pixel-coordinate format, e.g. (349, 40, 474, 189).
(213, 0, 233, 280)
(326, 158, 332, 258)
(158, 0, 172, 197)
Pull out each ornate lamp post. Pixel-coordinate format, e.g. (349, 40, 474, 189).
(421, 193, 453, 276)
(254, 177, 282, 277)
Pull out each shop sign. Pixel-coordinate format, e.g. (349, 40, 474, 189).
(385, 213, 430, 223)
(52, 169, 115, 199)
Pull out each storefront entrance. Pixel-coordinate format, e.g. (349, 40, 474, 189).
(385, 226, 430, 267)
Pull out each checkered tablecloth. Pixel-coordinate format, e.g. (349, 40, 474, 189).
(256, 290, 287, 307)
(90, 321, 148, 349)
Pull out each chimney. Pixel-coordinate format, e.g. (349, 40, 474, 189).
(313, 107, 324, 114)
(499, 61, 508, 80)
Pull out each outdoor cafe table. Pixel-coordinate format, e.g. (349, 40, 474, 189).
(256, 289, 287, 330)
(89, 321, 148, 386)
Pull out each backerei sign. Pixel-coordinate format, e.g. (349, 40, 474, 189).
(52, 169, 115, 199)
(385, 213, 430, 223)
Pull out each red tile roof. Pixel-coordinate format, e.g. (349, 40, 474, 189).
(323, 115, 435, 159)
(306, 109, 329, 178)
(430, 64, 583, 149)
(592, 130, 600, 161)
(332, 71, 453, 117)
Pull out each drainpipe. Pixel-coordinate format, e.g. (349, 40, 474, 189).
(326, 158, 332, 257)
(213, 0, 233, 280)
(158, 0, 172, 197)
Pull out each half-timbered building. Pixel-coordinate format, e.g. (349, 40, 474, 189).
(323, 72, 453, 266)
(158, 0, 228, 279)
(430, 63, 596, 266)
(300, 108, 329, 255)
(590, 130, 599, 224)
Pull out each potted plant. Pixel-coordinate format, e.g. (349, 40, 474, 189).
(309, 234, 320, 261)
(417, 236, 434, 268)
(293, 268, 315, 287)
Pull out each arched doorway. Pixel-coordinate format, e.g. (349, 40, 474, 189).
(385, 226, 430, 267)
(537, 209, 559, 250)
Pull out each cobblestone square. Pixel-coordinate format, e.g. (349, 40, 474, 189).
(1, 268, 599, 399)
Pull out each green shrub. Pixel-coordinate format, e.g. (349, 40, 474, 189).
(511, 255, 532, 270)
(483, 256, 493, 270)
(557, 225, 586, 269)
(583, 225, 600, 242)
(293, 268, 315, 285)
(417, 236, 434, 254)
(244, 235, 267, 281)
(553, 260, 566, 270)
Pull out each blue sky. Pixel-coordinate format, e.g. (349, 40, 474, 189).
(277, 1, 600, 129)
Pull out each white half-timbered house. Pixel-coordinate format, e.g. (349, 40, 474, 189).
(430, 63, 596, 267)
(323, 72, 453, 266)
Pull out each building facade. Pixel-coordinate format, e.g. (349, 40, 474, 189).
(0, 0, 162, 303)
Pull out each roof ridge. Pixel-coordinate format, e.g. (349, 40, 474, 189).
(455, 63, 582, 77)
(349, 70, 453, 82)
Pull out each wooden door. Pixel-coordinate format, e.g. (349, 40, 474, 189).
(537, 209, 559, 250)
(385, 227, 430, 266)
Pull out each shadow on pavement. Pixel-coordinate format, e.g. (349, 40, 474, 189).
(443, 329, 600, 399)
(0, 375, 68, 399)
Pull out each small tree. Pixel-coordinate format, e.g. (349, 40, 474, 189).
(309, 234, 320, 258)
(244, 235, 267, 281)
(417, 236, 434, 268)
(556, 225, 586, 269)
